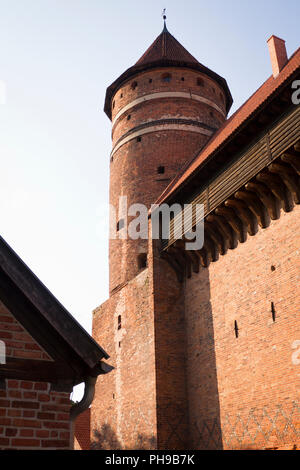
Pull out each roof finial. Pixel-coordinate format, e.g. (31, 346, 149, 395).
(162, 8, 168, 32)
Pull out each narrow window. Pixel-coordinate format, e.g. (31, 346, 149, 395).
(181, 77, 185, 81)
(131, 81, 138, 90)
(112, 100, 115, 109)
(271, 265, 276, 272)
(157, 166, 165, 174)
(118, 315, 121, 330)
(149, 78, 152, 83)
(138, 253, 147, 270)
(162, 73, 172, 83)
(271, 302, 276, 322)
(117, 219, 124, 231)
(210, 111, 214, 118)
(234, 320, 239, 338)
(118, 341, 121, 348)
(197, 78, 204, 86)
(120, 93, 123, 98)
(127, 114, 131, 121)
(137, 136, 142, 142)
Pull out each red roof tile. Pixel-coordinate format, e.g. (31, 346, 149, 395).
(155, 46, 300, 206)
(135, 25, 199, 66)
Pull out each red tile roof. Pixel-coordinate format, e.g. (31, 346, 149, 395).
(154, 46, 300, 206)
(135, 25, 199, 66)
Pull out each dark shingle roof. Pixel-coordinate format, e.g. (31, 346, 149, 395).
(135, 25, 199, 66)
(0, 235, 109, 384)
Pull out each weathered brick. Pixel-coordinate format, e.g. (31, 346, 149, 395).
(11, 401, 39, 409)
(19, 429, 34, 437)
(11, 438, 40, 447)
(5, 428, 18, 437)
(41, 439, 69, 448)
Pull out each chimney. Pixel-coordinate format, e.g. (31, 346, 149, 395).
(267, 35, 288, 78)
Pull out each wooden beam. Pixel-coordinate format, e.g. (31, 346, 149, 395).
(235, 190, 270, 228)
(215, 206, 246, 243)
(205, 221, 227, 255)
(245, 181, 280, 220)
(268, 162, 300, 204)
(256, 171, 294, 212)
(207, 214, 237, 250)
(0, 358, 81, 384)
(281, 152, 300, 175)
(194, 247, 209, 268)
(225, 199, 258, 236)
(204, 233, 219, 262)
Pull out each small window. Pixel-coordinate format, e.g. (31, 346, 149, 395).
(271, 302, 276, 322)
(112, 100, 115, 109)
(117, 219, 125, 231)
(120, 93, 123, 98)
(210, 111, 214, 118)
(131, 81, 138, 90)
(157, 166, 165, 174)
(127, 114, 131, 121)
(118, 315, 121, 330)
(197, 78, 204, 87)
(137, 136, 142, 142)
(162, 73, 172, 83)
(149, 78, 152, 83)
(181, 77, 185, 81)
(138, 253, 147, 270)
(234, 320, 239, 338)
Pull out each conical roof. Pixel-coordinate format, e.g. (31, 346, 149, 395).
(104, 25, 233, 119)
(135, 24, 199, 66)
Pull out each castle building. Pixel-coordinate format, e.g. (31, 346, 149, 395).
(92, 21, 300, 450)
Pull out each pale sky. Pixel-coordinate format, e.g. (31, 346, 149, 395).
(0, 0, 299, 398)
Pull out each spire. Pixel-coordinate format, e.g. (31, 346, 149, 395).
(162, 8, 168, 33)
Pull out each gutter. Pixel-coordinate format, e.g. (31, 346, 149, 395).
(70, 361, 114, 421)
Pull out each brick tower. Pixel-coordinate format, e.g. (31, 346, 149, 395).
(92, 20, 232, 449)
(105, 20, 232, 294)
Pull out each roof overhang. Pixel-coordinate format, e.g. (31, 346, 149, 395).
(104, 59, 233, 120)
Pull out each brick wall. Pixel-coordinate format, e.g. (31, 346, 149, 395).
(0, 301, 72, 450)
(92, 265, 157, 450)
(74, 408, 90, 450)
(92, 227, 189, 450)
(151, 235, 188, 449)
(185, 205, 300, 449)
(109, 67, 225, 293)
